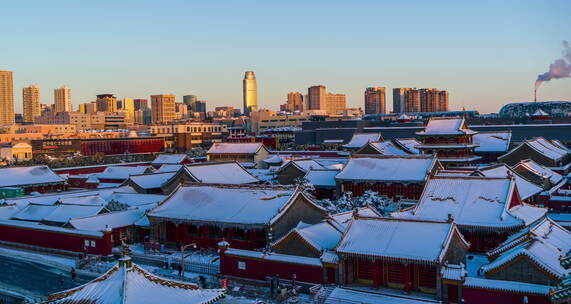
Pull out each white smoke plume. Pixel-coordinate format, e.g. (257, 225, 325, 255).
(535, 40, 571, 89)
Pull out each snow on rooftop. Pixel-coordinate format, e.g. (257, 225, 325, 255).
(325, 287, 435, 304)
(417, 117, 476, 136)
(394, 138, 421, 154)
(12, 204, 103, 224)
(185, 162, 259, 184)
(463, 277, 550, 296)
(45, 263, 224, 304)
(336, 217, 454, 263)
(108, 193, 166, 207)
(304, 169, 338, 187)
(96, 166, 149, 180)
(149, 185, 296, 226)
(279, 159, 326, 173)
(274, 220, 342, 253)
(342, 133, 382, 149)
(128, 172, 177, 189)
(151, 154, 190, 165)
(58, 195, 106, 206)
(479, 165, 543, 200)
(398, 176, 545, 229)
(514, 159, 563, 185)
(0, 205, 19, 219)
(524, 137, 570, 161)
(207, 142, 264, 154)
(473, 131, 511, 153)
(336, 156, 435, 182)
(69, 209, 145, 231)
(0, 166, 65, 188)
(366, 141, 410, 155)
(154, 164, 183, 173)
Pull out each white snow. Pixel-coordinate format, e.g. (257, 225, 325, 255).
(207, 143, 264, 154)
(343, 133, 382, 149)
(107, 193, 166, 207)
(325, 287, 437, 303)
(417, 117, 475, 136)
(336, 218, 455, 263)
(336, 156, 436, 183)
(69, 209, 146, 231)
(154, 164, 183, 173)
(185, 162, 259, 184)
(513, 159, 563, 185)
(225, 248, 322, 267)
(151, 154, 190, 165)
(394, 138, 421, 154)
(366, 141, 410, 155)
(127, 172, 176, 189)
(304, 169, 338, 187)
(524, 137, 570, 161)
(95, 166, 150, 180)
(472, 131, 511, 153)
(463, 277, 550, 295)
(479, 165, 542, 200)
(149, 185, 296, 226)
(0, 166, 65, 188)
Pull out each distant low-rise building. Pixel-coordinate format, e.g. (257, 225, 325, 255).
(206, 142, 270, 168)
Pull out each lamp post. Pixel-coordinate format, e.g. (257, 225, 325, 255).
(180, 243, 197, 280)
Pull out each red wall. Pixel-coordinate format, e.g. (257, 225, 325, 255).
(54, 162, 151, 175)
(221, 252, 323, 284)
(80, 138, 164, 156)
(0, 223, 112, 255)
(22, 183, 66, 195)
(461, 287, 550, 304)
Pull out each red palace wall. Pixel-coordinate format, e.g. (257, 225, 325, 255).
(0, 223, 112, 255)
(22, 183, 66, 195)
(164, 223, 266, 251)
(80, 138, 164, 156)
(461, 287, 550, 304)
(341, 182, 424, 199)
(221, 252, 323, 284)
(54, 162, 151, 175)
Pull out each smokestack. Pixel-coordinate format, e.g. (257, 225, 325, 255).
(534, 40, 571, 101)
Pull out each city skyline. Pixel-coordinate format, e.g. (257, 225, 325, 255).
(1, 1, 570, 114)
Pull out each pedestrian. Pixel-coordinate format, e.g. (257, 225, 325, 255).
(199, 275, 206, 288)
(70, 267, 77, 282)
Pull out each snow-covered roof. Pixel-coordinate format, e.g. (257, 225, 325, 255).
(484, 217, 571, 280)
(154, 164, 183, 173)
(12, 204, 104, 224)
(184, 162, 259, 184)
(325, 287, 434, 304)
(127, 172, 177, 189)
(336, 217, 462, 264)
(366, 141, 410, 155)
(151, 154, 190, 165)
(263, 155, 284, 164)
(225, 248, 322, 267)
(441, 263, 467, 281)
(397, 176, 546, 229)
(532, 109, 549, 116)
(149, 185, 303, 227)
(69, 209, 146, 231)
(513, 159, 563, 185)
(96, 166, 150, 180)
(329, 207, 382, 230)
(108, 193, 166, 207)
(417, 117, 476, 136)
(473, 131, 511, 153)
(58, 195, 106, 206)
(207, 142, 265, 154)
(504, 137, 571, 162)
(0, 166, 65, 188)
(394, 138, 421, 154)
(273, 221, 343, 253)
(278, 159, 326, 174)
(335, 155, 437, 183)
(463, 277, 550, 296)
(44, 261, 224, 304)
(343, 133, 382, 149)
(479, 164, 543, 200)
(304, 169, 338, 187)
(0, 205, 20, 219)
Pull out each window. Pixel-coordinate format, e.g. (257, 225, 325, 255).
(238, 261, 246, 270)
(84, 240, 90, 247)
(90, 240, 96, 247)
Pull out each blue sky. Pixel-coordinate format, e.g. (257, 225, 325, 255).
(1, 0, 570, 113)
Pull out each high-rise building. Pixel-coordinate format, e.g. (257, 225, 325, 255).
(307, 85, 326, 111)
(0, 70, 15, 125)
(96, 94, 117, 112)
(286, 92, 304, 112)
(420, 88, 439, 112)
(151, 94, 176, 124)
(392, 88, 411, 113)
(364, 87, 386, 115)
(134, 108, 152, 125)
(54, 86, 72, 113)
(23, 84, 41, 123)
(134, 99, 148, 110)
(121, 97, 135, 122)
(190, 100, 207, 113)
(438, 90, 449, 112)
(404, 89, 421, 113)
(325, 93, 346, 115)
(183, 95, 197, 106)
(243, 71, 257, 116)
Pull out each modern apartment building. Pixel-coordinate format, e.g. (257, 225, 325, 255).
(54, 86, 72, 113)
(95, 94, 117, 112)
(281, 92, 304, 112)
(364, 87, 386, 115)
(249, 109, 310, 134)
(307, 85, 346, 115)
(404, 89, 421, 113)
(393, 88, 411, 113)
(134, 99, 149, 110)
(151, 94, 176, 124)
(23, 84, 41, 123)
(0, 70, 15, 125)
(243, 71, 258, 116)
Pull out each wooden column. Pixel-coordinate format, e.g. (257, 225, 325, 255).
(372, 260, 379, 288)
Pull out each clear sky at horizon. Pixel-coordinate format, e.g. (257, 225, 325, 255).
(1, 0, 570, 114)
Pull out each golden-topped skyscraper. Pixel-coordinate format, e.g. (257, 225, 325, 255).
(23, 84, 41, 123)
(0, 70, 15, 125)
(243, 71, 257, 116)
